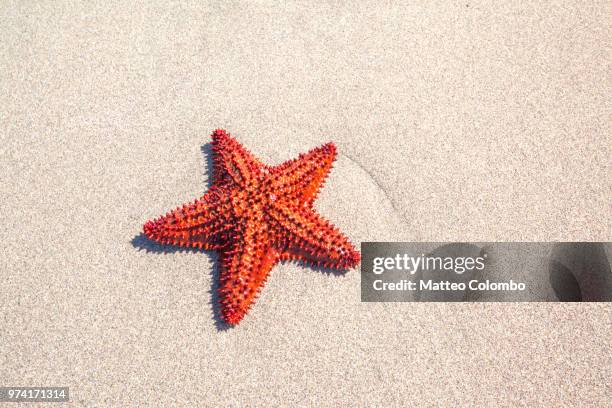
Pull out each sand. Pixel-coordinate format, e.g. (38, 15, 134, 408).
(1, 1, 610, 406)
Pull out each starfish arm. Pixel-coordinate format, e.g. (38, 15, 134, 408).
(218, 220, 279, 325)
(268, 204, 360, 270)
(143, 186, 232, 250)
(211, 129, 263, 187)
(270, 142, 336, 207)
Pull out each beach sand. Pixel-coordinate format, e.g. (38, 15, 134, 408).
(1, 1, 610, 406)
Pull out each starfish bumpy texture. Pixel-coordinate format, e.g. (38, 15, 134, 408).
(143, 129, 360, 325)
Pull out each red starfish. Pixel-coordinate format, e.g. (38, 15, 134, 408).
(143, 129, 360, 325)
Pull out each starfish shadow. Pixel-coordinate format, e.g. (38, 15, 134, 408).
(201, 143, 215, 189)
(285, 260, 350, 277)
(131, 233, 233, 331)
